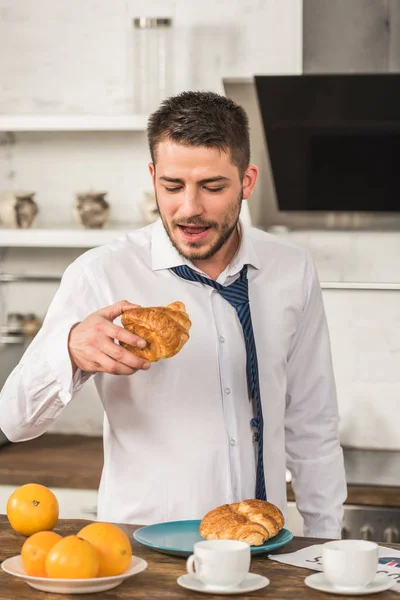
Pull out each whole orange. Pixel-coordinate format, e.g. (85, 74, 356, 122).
(21, 531, 62, 577)
(7, 483, 59, 536)
(77, 522, 132, 577)
(45, 535, 99, 579)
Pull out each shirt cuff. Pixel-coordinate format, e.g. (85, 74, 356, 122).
(73, 368, 95, 392)
(45, 324, 94, 405)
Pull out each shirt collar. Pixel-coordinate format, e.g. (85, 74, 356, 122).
(151, 217, 260, 272)
(227, 222, 261, 274)
(151, 218, 188, 271)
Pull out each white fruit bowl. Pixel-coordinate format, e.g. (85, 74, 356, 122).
(1, 554, 147, 594)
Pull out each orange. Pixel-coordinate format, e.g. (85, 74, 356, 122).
(7, 483, 59, 536)
(21, 531, 62, 577)
(45, 535, 99, 579)
(77, 522, 132, 577)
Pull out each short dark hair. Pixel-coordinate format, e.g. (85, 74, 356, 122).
(147, 91, 250, 177)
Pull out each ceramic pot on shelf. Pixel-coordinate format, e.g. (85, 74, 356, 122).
(74, 191, 110, 229)
(0, 190, 39, 229)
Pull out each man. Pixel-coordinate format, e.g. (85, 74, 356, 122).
(0, 91, 346, 537)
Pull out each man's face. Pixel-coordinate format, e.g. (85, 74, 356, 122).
(149, 140, 256, 262)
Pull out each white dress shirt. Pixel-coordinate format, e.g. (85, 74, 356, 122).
(0, 219, 346, 537)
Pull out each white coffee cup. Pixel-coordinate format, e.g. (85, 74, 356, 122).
(186, 540, 251, 588)
(322, 539, 379, 590)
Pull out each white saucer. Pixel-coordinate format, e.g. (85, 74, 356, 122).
(305, 572, 396, 596)
(177, 573, 270, 595)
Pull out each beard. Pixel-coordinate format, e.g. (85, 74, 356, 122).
(156, 191, 243, 261)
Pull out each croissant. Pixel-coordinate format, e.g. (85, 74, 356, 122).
(120, 301, 191, 363)
(200, 499, 284, 546)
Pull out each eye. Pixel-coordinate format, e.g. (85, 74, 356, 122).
(205, 186, 225, 193)
(165, 186, 182, 193)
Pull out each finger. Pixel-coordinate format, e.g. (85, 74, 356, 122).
(103, 321, 147, 349)
(88, 347, 136, 376)
(100, 338, 150, 370)
(97, 300, 140, 322)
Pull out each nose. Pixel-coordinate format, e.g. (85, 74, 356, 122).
(179, 187, 205, 217)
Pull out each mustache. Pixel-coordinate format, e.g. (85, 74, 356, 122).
(172, 217, 218, 228)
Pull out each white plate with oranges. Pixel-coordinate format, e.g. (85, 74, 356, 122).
(1, 554, 148, 594)
(2, 483, 148, 594)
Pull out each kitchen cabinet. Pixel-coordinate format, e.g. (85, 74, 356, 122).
(322, 287, 400, 450)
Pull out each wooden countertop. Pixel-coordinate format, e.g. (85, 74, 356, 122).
(0, 434, 398, 507)
(0, 435, 102, 490)
(0, 515, 398, 599)
(287, 483, 400, 508)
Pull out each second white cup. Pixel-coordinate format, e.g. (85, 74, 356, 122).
(322, 539, 379, 590)
(186, 539, 251, 589)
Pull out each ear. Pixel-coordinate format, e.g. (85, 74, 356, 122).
(242, 165, 258, 200)
(148, 162, 155, 182)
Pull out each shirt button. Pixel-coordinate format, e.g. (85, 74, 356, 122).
(229, 438, 237, 446)
(219, 335, 225, 343)
(224, 388, 231, 395)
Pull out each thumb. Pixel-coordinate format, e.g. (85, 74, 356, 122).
(97, 300, 140, 321)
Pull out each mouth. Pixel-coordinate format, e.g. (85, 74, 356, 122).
(176, 224, 211, 242)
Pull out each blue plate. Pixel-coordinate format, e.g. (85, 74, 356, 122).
(133, 520, 293, 557)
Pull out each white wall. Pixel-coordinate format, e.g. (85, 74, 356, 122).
(0, 0, 302, 436)
(2, 1, 400, 451)
(325, 288, 400, 450)
(275, 230, 400, 450)
(0, 0, 302, 114)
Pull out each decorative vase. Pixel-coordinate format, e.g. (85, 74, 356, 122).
(74, 191, 110, 229)
(0, 190, 38, 229)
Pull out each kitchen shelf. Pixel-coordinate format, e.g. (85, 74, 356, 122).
(0, 115, 148, 132)
(0, 273, 61, 283)
(0, 224, 143, 248)
(321, 281, 400, 291)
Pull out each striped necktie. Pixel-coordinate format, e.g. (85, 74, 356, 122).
(171, 264, 267, 501)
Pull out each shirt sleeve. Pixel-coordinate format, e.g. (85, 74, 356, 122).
(285, 252, 347, 539)
(0, 260, 98, 443)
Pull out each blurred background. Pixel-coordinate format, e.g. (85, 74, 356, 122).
(1, 0, 400, 540)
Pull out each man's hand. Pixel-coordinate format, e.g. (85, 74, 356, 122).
(68, 301, 150, 375)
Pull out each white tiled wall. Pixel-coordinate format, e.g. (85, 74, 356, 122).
(276, 230, 400, 450)
(274, 230, 400, 284)
(0, 0, 302, 115)
(325, 287, 400, 449)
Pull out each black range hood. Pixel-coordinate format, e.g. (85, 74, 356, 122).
(254, 73, 400, 214)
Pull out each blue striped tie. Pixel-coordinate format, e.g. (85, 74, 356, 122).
(171, 264, 267, 501)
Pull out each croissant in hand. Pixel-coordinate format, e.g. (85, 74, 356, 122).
(120, 301, 191, 363)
